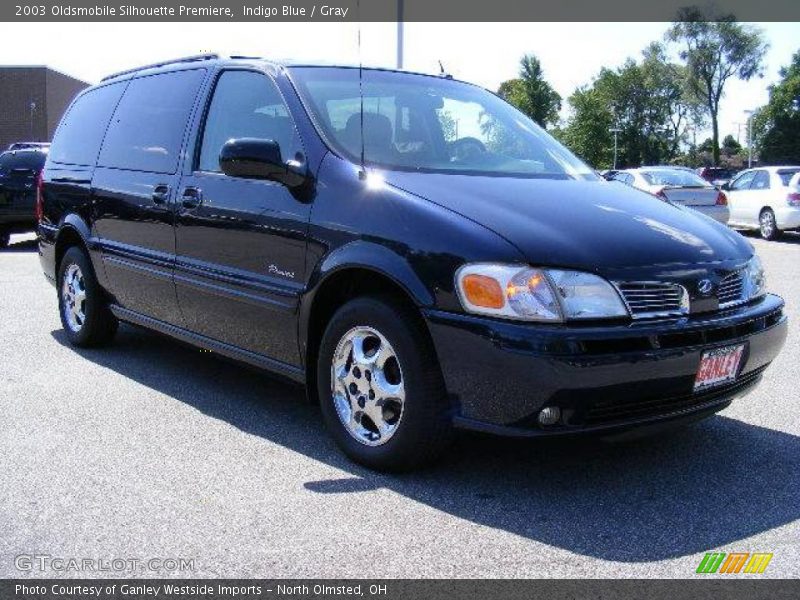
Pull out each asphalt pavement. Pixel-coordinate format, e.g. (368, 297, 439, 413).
(1, 231, 798, 578)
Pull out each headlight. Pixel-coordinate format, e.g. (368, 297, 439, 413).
(744, 255, 767, 300)
(455, 263, 629, 322)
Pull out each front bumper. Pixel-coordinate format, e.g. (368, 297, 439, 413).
(424, 293, 787, 436)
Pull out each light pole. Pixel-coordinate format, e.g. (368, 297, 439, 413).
(609, 127, 621, 169)
(29, 101, 36, 140)
(733, 121, 746, 144)
(396, 0, 403, 69)
(744, 109, 755, 168)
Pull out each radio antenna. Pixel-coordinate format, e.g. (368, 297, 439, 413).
(357, 0, 366, 177)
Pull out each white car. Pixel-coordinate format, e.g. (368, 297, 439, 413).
(611, 167, 730, 224)
(723, 166, 800, 240)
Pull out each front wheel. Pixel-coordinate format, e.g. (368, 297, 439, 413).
(759, 208, 782, 240)
(317, 296, 453, 471)
(58, 246, 118, 346)
(0, 230, 9, 248)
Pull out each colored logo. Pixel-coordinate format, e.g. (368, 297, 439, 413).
(697, 279, 714, 296)
(696, 552, 773, 574)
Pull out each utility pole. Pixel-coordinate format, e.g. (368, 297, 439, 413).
(733, 121, 745, 144)
(29, 101, 36, 140)
(609, 127, 621, 169)
(744, 109, 755, 168)
(396, 0, 404, 69)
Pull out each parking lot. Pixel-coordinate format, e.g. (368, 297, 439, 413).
(0, 230, 798, 579)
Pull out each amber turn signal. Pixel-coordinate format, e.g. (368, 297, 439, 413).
(461, 274, 505, 309)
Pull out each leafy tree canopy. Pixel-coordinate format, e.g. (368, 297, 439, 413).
(497, 54, 562, 128)
(753, 50, 800, 165)
(667, 10, 767, 165)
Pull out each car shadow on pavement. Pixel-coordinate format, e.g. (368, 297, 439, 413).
(774, 232, 800, 245)
(52, 324, 800, 563)
(1, 238, 37, 253)
(740, 230, 800, 245)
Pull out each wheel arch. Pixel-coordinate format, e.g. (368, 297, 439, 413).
(759, 205, 775, 216)
(54, 215, 110, 293)
(299, 242, 437, 402)
(54, 217, 91, 273)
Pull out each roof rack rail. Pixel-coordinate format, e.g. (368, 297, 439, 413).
(101, 53, 220, 81)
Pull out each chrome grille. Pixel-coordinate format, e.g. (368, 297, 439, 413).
(616, 282, 687, 318)
(718, 271, 745, 307)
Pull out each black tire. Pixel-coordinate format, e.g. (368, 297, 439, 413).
(317, 296, 453, 472)
(759, 208, 782, 241)
(57, 246, 118, 347)
(0, 230, 9, 248)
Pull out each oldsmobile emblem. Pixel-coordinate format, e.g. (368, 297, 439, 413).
(697, 279, 714, 296)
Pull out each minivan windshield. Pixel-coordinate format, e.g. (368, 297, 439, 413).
(290, 67, 596, 180)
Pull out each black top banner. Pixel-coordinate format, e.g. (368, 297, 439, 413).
(3, 0, 800, 22)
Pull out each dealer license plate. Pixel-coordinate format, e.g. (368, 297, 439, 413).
(694, 344, 745, 391)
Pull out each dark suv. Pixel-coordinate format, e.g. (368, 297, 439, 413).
(39, 55, 787, 471)
(0, 148, 47, 247)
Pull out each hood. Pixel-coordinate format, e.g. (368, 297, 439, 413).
(384, 172, 751, 271)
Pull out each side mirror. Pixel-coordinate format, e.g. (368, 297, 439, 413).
(219, 138, 305, 187)
(720, 182, 731, 191)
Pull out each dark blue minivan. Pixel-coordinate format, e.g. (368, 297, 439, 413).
(38, 55, 787, 470)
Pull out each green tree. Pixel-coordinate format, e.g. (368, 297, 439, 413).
(667, 10, 768, 165)
(559, 86, 613, 168)
(560, 46, 700, 168)
(497, 54, 561, 128)
(721, 134, 742, 157)
(753, 50, 800, 164)
(698, 137, 715, 154)
(640, 42, 705, 158)
(437, 109, 457, 142)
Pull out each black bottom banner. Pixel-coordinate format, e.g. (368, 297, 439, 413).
(2, 579, 799, 600)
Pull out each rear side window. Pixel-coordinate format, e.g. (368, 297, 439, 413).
(99, 69, 205, 174)
(49, 83, 126, 166)
(777, 169, 800, 186)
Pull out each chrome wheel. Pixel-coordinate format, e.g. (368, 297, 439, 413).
(760, 210, 776, 239)
(331, 326, 405, 446)
(61, 263, 87, 332)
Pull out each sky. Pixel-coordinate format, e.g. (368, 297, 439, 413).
(2, 21, 797, 142)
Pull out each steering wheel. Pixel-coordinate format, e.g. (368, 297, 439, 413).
(449, 137, 487, 162)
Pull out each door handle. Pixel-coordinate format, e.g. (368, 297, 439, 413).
(152, 184, 170, 205)
(181, 186, 203, 209)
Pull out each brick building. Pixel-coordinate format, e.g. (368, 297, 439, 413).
(0, 66, 89, 151)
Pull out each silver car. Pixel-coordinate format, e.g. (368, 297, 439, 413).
(612, 167, 730, 224)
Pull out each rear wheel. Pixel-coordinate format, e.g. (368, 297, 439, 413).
(58, 246, 118, 347)
(317, 296, 453, 471)
(759, 208, 782, 240)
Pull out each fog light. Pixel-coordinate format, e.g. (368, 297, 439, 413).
(537, 406, 561, 426)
